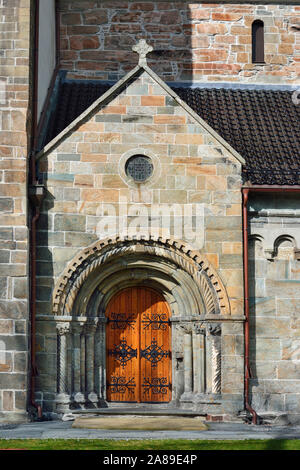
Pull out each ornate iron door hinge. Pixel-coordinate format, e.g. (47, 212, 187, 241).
(107, 312, 136, 330)
(142, 313, 170, 330)
(141, 338, 169, 367)
(107, 376, 136, 395)
(142, 377, 170, 395)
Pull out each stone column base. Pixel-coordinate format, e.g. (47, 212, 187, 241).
(86, 392, 98, 407)
(55, 393, 71, 413)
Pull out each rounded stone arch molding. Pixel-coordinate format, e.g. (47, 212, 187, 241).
(52, 235, 231, 318)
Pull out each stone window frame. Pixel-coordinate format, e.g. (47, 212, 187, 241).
(118, 148, 161, 188)
(252, 19, 265, 64)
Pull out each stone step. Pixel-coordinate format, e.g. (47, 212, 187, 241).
(63, 407, 205, 421)
(72, 415, 208, 431)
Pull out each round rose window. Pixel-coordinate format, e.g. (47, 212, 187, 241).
(125, 155, 154, 182)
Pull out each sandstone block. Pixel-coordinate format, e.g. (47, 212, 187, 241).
(2, 391, 13, 411)
(154, 115, 186, 125)
(160, 190, 187, 204)
(81, 189, 119, 203)
(0, 320, 13, 334)
(141, 96, 165, 106)
(54, 214, 86, 232)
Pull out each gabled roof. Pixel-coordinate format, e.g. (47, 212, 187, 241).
(38, 65, 300, 185)
(36, 63, 245, 167)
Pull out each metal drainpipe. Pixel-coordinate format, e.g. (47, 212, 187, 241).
(29, 0, 61, 421)
(242, 188, 258, 425)
(29, 186, 44, 419)
(29, 0, 43, 419)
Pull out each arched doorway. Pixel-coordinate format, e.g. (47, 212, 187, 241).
(53, 236, 234, 414)
(105, 287, 172, 403)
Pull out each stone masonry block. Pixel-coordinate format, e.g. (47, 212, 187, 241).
(54, 214, 86, 232)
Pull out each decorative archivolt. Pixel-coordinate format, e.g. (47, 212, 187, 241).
(52, 235, 231, 317)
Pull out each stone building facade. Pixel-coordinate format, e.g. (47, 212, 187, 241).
(0, 1, 299, 424)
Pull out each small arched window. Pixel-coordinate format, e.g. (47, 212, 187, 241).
(252, 20, 264, 63)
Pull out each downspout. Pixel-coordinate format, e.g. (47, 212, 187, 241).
(29, 0, 43, 419)
(29, 185, 45, 419)
(242, 188, 258, 425)
(30, 0, 60, 420)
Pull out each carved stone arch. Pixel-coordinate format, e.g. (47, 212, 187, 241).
(52, 235, 231, 318)
(274, 234, 296, 250)
(248, 234, 265, 259)
(273, 234, 297, 260)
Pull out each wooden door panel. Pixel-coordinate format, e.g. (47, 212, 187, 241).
(106, 287, 171, 403)
(106, 288, 138, 402)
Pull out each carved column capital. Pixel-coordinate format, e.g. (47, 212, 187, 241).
(193, 323, 205, 335)
(176, 323, 190, 334)
(56, 321, 70, 336)
(85, 320, 98, 335)
(207, 323, 221, 336)
(72, 321, 85, 335)
(176, 321, 205, 335)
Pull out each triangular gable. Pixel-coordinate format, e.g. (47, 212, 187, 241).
(36, 63, 245, 165)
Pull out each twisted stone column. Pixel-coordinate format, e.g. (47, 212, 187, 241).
(56, 321, 71, 412)
(208, 323, 222, 394)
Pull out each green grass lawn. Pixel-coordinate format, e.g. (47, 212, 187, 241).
(0, 439, 300, 450)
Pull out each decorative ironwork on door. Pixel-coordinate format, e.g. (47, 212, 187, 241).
(141, 338, 169, 367)
(108, 338, 137, 368)
(106, 287, 171, 403)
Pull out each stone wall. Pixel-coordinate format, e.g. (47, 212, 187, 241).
(58, 0, 300, 84)
(35, 69, 245, 414)
(0, 0, 30, 421)
(249, 193, 300, 423)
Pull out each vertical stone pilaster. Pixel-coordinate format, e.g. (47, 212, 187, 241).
(80, 325, 86, 395)
(183, 333, 193, 394)
(95, 317, 106, 403)
(192, 331, 200, 394)
(194, 328, 206, 394)
(71, 322, 85, 405)
(85, 320, 98, 405)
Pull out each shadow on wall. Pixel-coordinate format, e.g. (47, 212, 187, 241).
(248, 234, 259, 414)
(35, 183, 56, 412)
(58, 2, 299, 85)
(58, 2, 193, 82)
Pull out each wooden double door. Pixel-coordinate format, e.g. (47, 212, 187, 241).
(106, 287, 172, 403)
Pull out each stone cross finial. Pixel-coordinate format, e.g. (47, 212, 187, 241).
(132, 39, 153, 66)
